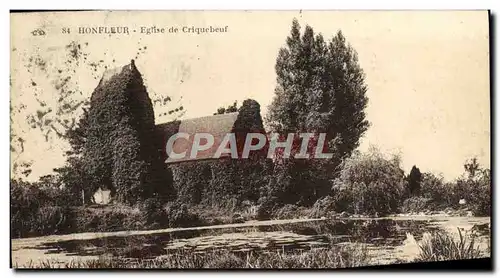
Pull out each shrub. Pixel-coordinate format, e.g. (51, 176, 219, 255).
(73, 205, 145, 233)
(331, 148, 405, 216)
(256, 197, 280, 221)
(400, 197, 433, 213)
(164, 202, 203, 228)
(11, 204, 74, 238)
(469, 185, 490, 217)
(309, 196, 337, 218)
(34, 206, 73, 235)
(273, 204, 309, 220)
(418, 173, 456, 209)
(405, 166, 490, 215)
(11, 179, 77, 237)
(141, 198, 169, 229)
(240, 200, 259, 220)
(459, 169, 491, 216)
(327, 186, 353, 214)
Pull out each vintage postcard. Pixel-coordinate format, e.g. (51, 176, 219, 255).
(10, 10, 491, 269)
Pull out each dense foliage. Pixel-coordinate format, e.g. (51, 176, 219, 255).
(11, 179, 75, 238)
(330, 148, 406, 216)
(11, 178, 205, 238)
(400, 158, 491, 216)
(170, 161, 211, 205)
(407, 165, 422, 196)
(264, 19, 369, 206)
(62, 61, 175, 205)
(455, 158, 491, 216)
(171, 99, 271, 209)
(11, 21, 491, 240)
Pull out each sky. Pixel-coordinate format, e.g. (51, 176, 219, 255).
(10, 10, 490, 181)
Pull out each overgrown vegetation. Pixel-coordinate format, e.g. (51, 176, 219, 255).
(11, 178, 76, 238)
(416, 228, 482, 262)
(399, 158, 491, 216)
(170, 99, 271, 208)
(11, 180, 204, 237)
(12, 150, 490, 238)
(80, 60, 174, 204)
(11, 19, 490, 240)
(16, 244, 370, 269)
(330, 148, 405, 216)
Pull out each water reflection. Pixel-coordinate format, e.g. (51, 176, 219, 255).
(28, 218, 446, 260)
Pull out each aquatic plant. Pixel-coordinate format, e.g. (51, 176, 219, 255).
(416, 228, 482, 262)
(15, 244, 370, 269)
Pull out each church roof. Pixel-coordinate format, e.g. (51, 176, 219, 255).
(156, 112, 240, 164)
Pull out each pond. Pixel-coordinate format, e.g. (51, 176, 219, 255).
(11, 216, 491, 268)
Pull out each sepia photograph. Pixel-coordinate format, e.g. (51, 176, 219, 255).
(9, 10, 491, 269)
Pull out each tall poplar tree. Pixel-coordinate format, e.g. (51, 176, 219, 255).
(264, 19, 370, 205)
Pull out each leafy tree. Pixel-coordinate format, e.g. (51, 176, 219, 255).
(464, 157, 481, 180)
(53, 157, 91, 204)
(420, 172, 447, 204)
(264, 19, 369, 205)
(407, 165, 422, 196)
(331, 148, 405, 216)
(64, 108, 90, 157)
(455, 158, 490, 216)
(267, 19, 369, 154)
